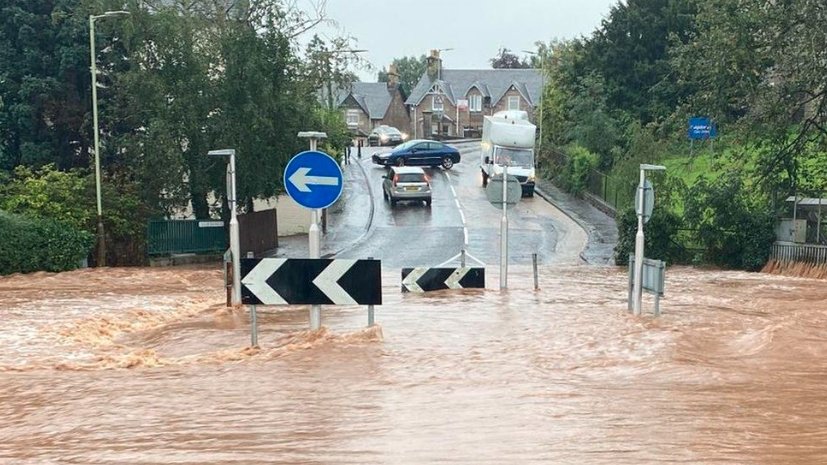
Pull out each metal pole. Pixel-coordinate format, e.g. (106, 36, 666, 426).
(461, 249, 466, 268)
(229, 154, 241, 306)
(251, 305, 258, 347)
(532, 253, 538, 290)
(819, 196, 823, 243)
(500, 165, 509, 290)
(89, 16, 107, 267)
(306, 136, 322, 329)
(367, 256, 375, 327)
(309, 208, 322, 330)
(632, 168, 646, 316)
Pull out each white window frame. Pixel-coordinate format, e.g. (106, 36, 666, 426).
(508, 96, 520, 111)
(346, 110, 360, 127)
(432, 95, 444, 112)
(469, 94, 482, 112)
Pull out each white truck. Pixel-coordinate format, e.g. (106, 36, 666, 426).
(480, 110, 537, 197)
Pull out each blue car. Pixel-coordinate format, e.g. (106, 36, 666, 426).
(372, 139, 460, 170)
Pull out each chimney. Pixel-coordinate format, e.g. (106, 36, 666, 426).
(387, 63, 400, 90)
(427, 49, 442, 80)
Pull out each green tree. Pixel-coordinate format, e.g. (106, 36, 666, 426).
(673, 0, 827, 193)
(490, 47, 531, 69)
(377, 55, 427, 95)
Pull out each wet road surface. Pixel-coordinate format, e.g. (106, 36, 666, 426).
(2, 265, 827, 463)
(337, 143, 586, 268)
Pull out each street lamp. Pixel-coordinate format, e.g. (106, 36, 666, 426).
(522, 50, 546, 146)
(208, 149, 241, 306)
(89, 10, 129, 266)
(632, 164, 666, 316)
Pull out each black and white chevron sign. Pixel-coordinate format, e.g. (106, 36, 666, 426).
(241, 258, 381, 305)
(401, 267, 485, 293)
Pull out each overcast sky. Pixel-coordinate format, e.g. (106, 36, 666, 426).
(299, 0, 619, 81)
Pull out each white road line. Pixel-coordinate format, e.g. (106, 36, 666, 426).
(444, 172, 469, 247)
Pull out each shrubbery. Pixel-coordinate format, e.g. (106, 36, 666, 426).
(614, 175, 775, 270)
(0, 211, 94, 274)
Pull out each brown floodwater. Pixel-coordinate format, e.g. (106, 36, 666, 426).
(1, 264, 826, 463)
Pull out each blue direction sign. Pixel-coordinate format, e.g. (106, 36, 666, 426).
(688, 117, 717, 140)
(284, 150, 343, 209)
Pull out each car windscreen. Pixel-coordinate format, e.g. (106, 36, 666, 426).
(396, 173, 426, 183)
(494, 147, 534, 168)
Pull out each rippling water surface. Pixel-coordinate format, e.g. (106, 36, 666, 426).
(1, 265, 826, 463)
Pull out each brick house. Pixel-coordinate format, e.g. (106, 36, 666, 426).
(405, 50, 543, 139)
(336, 67, 411, 139)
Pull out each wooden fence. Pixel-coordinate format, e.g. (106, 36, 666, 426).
(238, 209, 278, 257)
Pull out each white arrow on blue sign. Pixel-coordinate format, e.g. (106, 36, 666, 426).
(283, 150, 343, 209)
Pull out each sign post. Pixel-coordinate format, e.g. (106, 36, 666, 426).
(288, 132, 343, 330)
(485, 167, 521, 289)
(633, 164, 666, 316)
(688, 117, 717, 155)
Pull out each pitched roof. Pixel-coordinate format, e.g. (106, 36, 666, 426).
(405, 69, 543, 107)
(335, 82, 394, 119)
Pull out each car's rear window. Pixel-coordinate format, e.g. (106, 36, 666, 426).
(397, 173, 426, 183)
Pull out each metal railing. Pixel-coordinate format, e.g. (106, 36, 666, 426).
(586, 170, 636, 212)
(771, 241, 827, 265)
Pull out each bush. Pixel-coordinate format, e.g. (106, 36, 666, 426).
(683, 176, 775, 270)
(554, 145, 599, 195)
(0, 211, 94, 275)
(614, 207, 689, 266)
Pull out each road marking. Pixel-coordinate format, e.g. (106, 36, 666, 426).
(444, 172, 469, 247)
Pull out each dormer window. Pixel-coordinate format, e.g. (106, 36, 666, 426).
(469, 94, 482, 112)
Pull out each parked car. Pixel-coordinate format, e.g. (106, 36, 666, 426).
(382, 166, 432, 207)
(372, 139, 461, 170)
(368, 125, 407, 146)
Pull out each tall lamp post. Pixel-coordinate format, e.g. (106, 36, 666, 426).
(209, 149, 241, 306)
(632, 164, 666, 316)
(522, 49, 547, 146)
(89, 10, 129, 266)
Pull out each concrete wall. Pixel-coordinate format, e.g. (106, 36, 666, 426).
(254, 195, 312, 236)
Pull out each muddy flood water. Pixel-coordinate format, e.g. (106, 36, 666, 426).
(1, 264, 826, 464)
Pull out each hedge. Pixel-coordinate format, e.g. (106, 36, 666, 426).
(0, 211, 94, 275)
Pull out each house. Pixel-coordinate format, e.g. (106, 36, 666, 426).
(405, 50, 543, 139)
(336, 66, 411, 139)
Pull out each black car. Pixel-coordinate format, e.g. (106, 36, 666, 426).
(372, 139, 461, 170)
(368, 126, 406, 146)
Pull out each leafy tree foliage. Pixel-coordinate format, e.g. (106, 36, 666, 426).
(673, 0, 827, 193)
(377, 55, 427, 95)
(490, 48, 531, 69)
(0, 0, 358, 266)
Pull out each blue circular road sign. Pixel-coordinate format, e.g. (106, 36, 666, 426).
(284, 150, 343, 210)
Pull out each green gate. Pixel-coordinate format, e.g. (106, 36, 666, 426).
(147, 220, 227, 255)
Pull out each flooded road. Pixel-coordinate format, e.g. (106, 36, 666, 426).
(2, 265, 827, 463)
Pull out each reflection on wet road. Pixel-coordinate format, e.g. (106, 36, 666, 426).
(2, 265, 827, 463)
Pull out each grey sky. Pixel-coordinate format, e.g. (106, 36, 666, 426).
(300, 0, 619, 81)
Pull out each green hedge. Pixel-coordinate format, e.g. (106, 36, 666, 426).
(0, 211, 94, 275)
